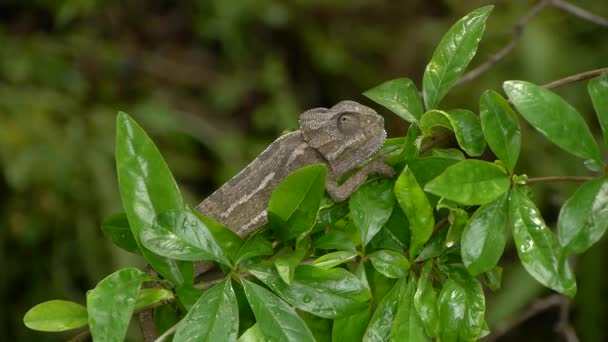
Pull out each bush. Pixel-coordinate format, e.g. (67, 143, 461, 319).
(23, 5, 608, 341)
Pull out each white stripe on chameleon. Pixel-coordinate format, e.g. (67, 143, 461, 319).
(238, 210, 267, 235)
(220, 172, 276, 219)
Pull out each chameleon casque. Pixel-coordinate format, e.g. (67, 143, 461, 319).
(196, 100, 394, 237)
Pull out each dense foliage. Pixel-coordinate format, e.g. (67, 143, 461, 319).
(21, 6, 608, 341)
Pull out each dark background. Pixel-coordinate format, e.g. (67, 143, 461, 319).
(1, 0, 607, 340)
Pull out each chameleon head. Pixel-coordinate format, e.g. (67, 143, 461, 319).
(299, 100, 387, 176)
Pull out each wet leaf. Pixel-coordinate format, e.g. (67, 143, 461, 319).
(414, 262, 438, 337)
(504, 81, 602, 165)
(235, 234, 274, 265)
(391, 278, 429, 341)
(268, 164, 327, 241)
(368, 249, 410, 279)
(424, 159, 510, 206)
(312, 250, 359, 269)
(461, 192, 510, 275)
(558, 177, 608, 255)
(423, 6, 493, 109)
(312, 230, 357, 252)
(511, 187, 577, 297)
(437, 272, 485, 341)
(589, 74, 608, 147)
(241, 279, 315, 342)
(447, 109, 486, 156)
(363, 279, 403, 342)
(101, 212, 140, 254)
(140, 209, 232, 266)
(394, 166, 434, 258)
(480, 90, 521, 173)
(364, 78, 423, 123)
(350, 178, 395, 246)
(174, 280, 239, 342)
(248, 263, 370, 318)
(86, 268, 152, 342)
(116, 112, 191, 285)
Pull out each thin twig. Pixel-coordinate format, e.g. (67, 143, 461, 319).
(154, 321, 180, 342)
(433, 215, 450, 233)
(139, 265, 160, 342)
(457, 0, 608, 87)
(486, 294, 564, 341)
(66, 329, 91, 342)
(555, 295, 579, 342)
(455, 0, 551, 86)
(542, 67, 608, 90)
(551, 0, 608, 27)
(525, 175, 594, 185)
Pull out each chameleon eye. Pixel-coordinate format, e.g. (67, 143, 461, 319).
(337, 113, 361, 134)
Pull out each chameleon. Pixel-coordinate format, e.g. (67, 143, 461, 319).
(196, 100, 394, 237)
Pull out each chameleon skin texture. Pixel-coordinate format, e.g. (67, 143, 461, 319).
(197, 100, 391, 237)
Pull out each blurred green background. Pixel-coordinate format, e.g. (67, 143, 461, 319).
(1, 0, 607, 341)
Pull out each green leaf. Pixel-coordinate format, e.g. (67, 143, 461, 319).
(447, 109, 486, 156)
(140, 209, 232, 266)
(437, 272, 486, 342)
(483, 266, 503, 292)
(423, 6, 494, 109)
(420, 109, 485, 156)
(368, 249, 410, 279)
(461, 192, 510, 275)
(86, 268, 151, 342)
(504, 81, 602, 164)
(312, 250, 359, 269)
(238, 324, 268, 342)
(116, 112, 191, 285)
(101, 212, 140, 254)
(175, 285, 203, 311)
(191, 209, 244, 261)
(332, 308, 370, 342)
(407, 157, 459, 187)
(241, 279, 315, 342)
(312, 201, 349, 233)
(363, 78, 423, 123)
(312, 230, 357, 252)
(299, 310, 331, 342)
(391, 278, 430, 341)
(363, 278, 403, 342)
(414, 262, 438, 337)
(274, 237, 310, 284)
(369, 227, 406, 253)
(134, 288, 174, 312)
(510, 187, 577, 297)
(350, 178, 395, 246)
(480, 90, 521, 173)
(589, 74, 608, 147)
(416, 232, 450, 264)
(394, 166, 434, 258)
(23, 300, 88, 332)
(248, 263, 371, 318)
(424, 159, 510, 206)
(235, 234, 274, 265)
(431, 148, 465, 160)
(154, 304, 181, 336)
(419, 110, 453, 136)
(381, 204, 410, 249)
(558, 177, 608, 255)
(174, 280, 239, 342)
(444, 207, 469, 248)
(268, 164, 327, 241)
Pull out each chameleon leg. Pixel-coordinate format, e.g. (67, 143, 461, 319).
(325, 157, 395, 202)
